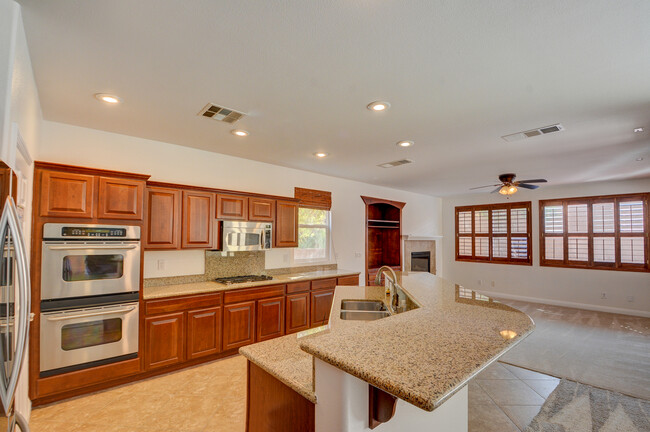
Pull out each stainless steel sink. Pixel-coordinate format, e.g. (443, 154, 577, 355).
(340, 300, 387, 312)
(340, 310, 391, 321)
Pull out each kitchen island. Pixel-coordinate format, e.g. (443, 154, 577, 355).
(240, 271, 534, 432)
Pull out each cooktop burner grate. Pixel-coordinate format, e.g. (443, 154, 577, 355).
(214, 275, 273, 285)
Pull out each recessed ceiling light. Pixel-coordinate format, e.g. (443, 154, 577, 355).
(314, 152, 328, 158)
(637, 157, 644, 161)
(94, 93, 121, 104)
(231, 129, 249, 137)
(634, 127, 644, 133)
(367, 101, 390, 112)
(396, 140, 414, 147)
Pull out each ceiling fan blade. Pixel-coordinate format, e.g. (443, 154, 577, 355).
(469, 184, 501, 190)
(518, 183, 539, 190)
(490, 186, 502, 193)
(516, 179, 547, 184)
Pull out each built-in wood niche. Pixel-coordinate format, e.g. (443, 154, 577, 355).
(361, 196, 406, 285)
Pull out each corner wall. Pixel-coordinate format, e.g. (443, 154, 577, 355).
(441, 178, 650, 316)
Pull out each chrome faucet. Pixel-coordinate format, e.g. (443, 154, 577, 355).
(375, 266, 398, 312)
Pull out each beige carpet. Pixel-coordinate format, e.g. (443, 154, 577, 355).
(497, 300, 650, 400)
(525, 379, 650, 432)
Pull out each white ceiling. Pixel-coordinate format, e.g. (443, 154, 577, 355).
(18, 0, 650, 196)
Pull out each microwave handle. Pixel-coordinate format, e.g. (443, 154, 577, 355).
(47, 244, 138, 250)
(44, 306, 136, 321)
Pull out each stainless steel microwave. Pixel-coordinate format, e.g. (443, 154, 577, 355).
(221, 221, 272, 252)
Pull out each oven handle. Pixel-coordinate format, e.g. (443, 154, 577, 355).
(46, 244, 138, 250)
(44, 306, 136, 321)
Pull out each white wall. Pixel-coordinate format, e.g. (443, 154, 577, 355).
(441, 179, 650, 316)
(39, 121, 442, 283)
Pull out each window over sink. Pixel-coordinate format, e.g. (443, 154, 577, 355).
(294, 208, 332, 263)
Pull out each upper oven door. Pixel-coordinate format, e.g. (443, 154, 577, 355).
(41, 241, 140, 301)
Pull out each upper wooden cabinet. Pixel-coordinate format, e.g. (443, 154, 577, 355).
(182, 190, 215, 248)
(275, 200, 299, 248)
(145, 187, 181, 249)
(40, 171, 95, 218)
(248, 197, 275, 222)
(98, 177, 144, 220)
(217, 194, 248, 220)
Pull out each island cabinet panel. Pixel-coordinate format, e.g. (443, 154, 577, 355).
(144, 312, 185, 370)
(248, 197, 275, 222)
(275, 200, 299, 247)
(311, 277, 336, 291)
(182, 190, 214, 248)
(187, 307, 222, 360)
(40, 171, 95, 218)
(256, 296, 285, 342)
(310, 289, 334, 327)
(216, 194, 248, 220)
(337, 275, 360, 286)
(97, 177, 145, 220)
(286, 292, 310, 334)
(223, 301, 256, 350)
(144, 187, 181, 249)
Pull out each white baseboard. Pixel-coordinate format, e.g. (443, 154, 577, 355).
(475, 289, 650, 318)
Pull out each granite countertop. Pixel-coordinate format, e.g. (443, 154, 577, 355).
(241, 271, 534, 411)
(142, 269, 360, 300)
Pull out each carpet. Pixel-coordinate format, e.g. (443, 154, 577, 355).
(525, 379, 650, 432)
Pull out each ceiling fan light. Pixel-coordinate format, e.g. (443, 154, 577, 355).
(499, 185, 518, 195)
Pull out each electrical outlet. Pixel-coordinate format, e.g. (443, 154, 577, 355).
(354, 252, 361, 258)
(627, 296, 635, 303)
(477, 280, 483, 286)
(157, 259, 165, 271)
(283, 254, 289, 263)
(600, 293, 607, 299)
(490, 281, 495, 288)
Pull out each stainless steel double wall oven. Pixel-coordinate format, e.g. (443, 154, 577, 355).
(40, 223, 140, 377)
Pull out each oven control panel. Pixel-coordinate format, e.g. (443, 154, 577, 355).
(62, 227, 127, 237)
(43, 223, 140, 240)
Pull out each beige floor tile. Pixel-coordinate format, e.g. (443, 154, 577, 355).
(468, 381, 494, 406)
(501, 405, 543, 430)
(475, 362, 518, 380)
(142, 394, 222, 432)
(522, 379, 560, 399)
(501, 363, 559, 380)
(477, 379, 546, 406)
(468, 399, 519, 432)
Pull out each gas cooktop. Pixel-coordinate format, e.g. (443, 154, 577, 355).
(214, 275, 274, 285)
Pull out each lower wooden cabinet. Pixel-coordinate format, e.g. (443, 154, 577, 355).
(223, 301, 256, 350)
(310, 289, 335, 327)
(256, 297, 285, 342)
(286, 293, 310, 334)
(187, 307, 222, 360)
(144, 312, 185, 370)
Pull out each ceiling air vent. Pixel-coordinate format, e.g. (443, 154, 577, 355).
(502, 124, 564, 142)
(378, 159, 412, 168)
(198, 103, 245, 124)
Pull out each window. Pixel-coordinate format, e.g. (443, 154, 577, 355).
(455, 202, 532, 265)
(294, 208, 331, 262)
(540, 193, 649, 272)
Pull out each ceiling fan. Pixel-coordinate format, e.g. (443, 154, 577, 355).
(470, 173, 548, 195)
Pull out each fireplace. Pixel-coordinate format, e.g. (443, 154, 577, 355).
(411, 251, 431, 272)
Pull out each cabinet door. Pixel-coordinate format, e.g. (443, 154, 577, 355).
(223, 301, 255, 350)
(337, 275, 359, 286)
(182, 190, 215, 248)
(275, 200, 299, 248)
(286, 293, 310, 334)
(144, 312, 185, 370)
(40, 171, 95, 218)
(256, 296, 285, 342)
(310, 289, 334, 327)
(97, 177, 145, 220)
(145, 187, 181, 249)
(248, 197, 275, 222)
(187, 306, 222, 360)
(216, 194, 248, 220)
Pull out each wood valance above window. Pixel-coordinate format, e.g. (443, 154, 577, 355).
(294, 187, 332, 210)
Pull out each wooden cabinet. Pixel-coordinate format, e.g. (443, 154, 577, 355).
(310, 289, 334, 327)
(144, 187, 181, 249)
(286, 293, 310, 334)
(187, 307, 222, 360)
(275, 200, 299, 247)
(311, 277, 336, 291)
(249, 197, 275, 222)
(182, 190, 214, 248)
(98, 177, 144, 220)
(217, 194, 248, 220)
(286, 281, 311, 294)
(144, 312, 185, 370)
(40, 171, 95, 218)
(223, 301, 256, 350)
(337, 275, 360, 286)
(256, 297, 285, 342)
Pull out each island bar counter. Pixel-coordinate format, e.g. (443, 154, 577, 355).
(241, 272, 535, 431)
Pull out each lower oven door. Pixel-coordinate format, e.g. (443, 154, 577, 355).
(40, 302, 139, 376)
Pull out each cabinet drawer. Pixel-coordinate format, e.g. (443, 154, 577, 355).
(145, 292, 223, 315)
(311, 278, 336, 291)
(337, 275, 359, 286)
(286, 281, 311, 294)
(224, 284, 286, 304)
